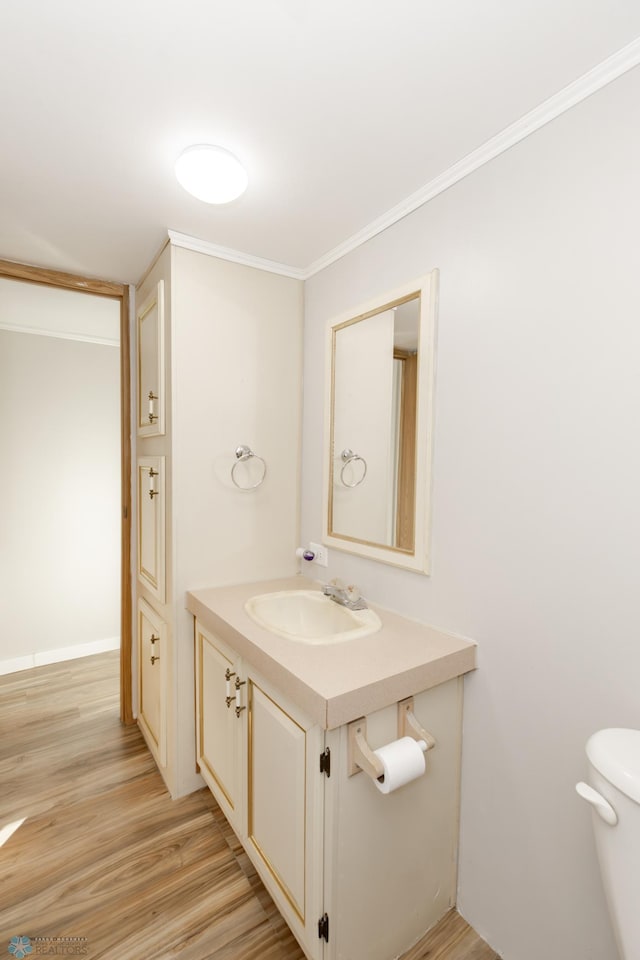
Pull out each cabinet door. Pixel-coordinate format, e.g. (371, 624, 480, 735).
(136, 280, 165, 437)
(137, 456, 165, 603)
(247, 676, 325, 960)
(196, 623, 243, 833)
(137, 598, 166, 767)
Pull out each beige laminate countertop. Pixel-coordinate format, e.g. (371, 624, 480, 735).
(186, 576, 476, 730)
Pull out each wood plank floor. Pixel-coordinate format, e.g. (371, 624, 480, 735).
(0, 653, 499, 960)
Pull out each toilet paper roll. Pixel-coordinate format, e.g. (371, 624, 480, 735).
(373, 736, 427, 794)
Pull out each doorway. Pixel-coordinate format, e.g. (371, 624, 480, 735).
(0, 258, 132, 722)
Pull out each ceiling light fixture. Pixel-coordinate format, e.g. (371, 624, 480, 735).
(175, 144, 248, 204)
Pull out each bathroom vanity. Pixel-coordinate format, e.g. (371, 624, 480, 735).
(187, 577, 476, 960)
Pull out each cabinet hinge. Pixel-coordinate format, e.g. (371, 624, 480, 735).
(319, 747, 331, 777)
(318, 912, 329, 942)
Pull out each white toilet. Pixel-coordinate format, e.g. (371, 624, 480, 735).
(576, 728, 640, 960)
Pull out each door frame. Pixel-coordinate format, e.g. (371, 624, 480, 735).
(0, 258, 133, 723)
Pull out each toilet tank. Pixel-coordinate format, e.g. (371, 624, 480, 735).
(580, 728, 640, 960)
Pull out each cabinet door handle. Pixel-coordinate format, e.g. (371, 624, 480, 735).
(150, 634, 159, 645)
(150, 655, 160, 665)
(235, 677, 246, 717)
(225, 668, 236, 707)
(148, 390, 158, 422)
(148, 467, 160, 500)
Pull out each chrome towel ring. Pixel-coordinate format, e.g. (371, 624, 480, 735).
(340, 448, 367, 487)
(231, 445, 267, 490)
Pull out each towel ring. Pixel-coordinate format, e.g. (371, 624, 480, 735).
(340, 448, 367, 488)
(231, 445, 267, 490)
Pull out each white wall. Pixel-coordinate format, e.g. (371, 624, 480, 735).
(0, 277, 120, 344)
(301, 67, 640, 960)
(0, 282, 121, 672)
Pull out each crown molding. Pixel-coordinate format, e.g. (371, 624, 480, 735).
(170, 37, 640, 283)
(303, 35, 640, 278)
(168, 230, 306, 280)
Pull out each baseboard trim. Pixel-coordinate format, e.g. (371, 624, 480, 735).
(0, 636, 121, 676)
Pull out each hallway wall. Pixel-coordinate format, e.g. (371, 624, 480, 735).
(0, 281, 121, 672)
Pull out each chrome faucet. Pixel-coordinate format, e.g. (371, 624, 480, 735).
(322, 580, 368, 610)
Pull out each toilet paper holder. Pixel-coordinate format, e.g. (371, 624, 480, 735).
(347, 697, 436, 779)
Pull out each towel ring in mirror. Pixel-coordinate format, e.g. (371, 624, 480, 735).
(340, 448, 367, 488)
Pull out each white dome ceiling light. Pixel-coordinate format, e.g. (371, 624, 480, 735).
(175, 145, 248, 204)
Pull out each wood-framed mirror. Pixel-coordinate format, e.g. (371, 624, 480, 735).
(322, 270, 438, 573)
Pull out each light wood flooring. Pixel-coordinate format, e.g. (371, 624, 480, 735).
(0, 652, 499, 960)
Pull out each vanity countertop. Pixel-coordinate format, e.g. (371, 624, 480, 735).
(186, 576, 476, 730)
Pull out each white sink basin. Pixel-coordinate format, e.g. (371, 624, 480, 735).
(244, 590, 381, 644)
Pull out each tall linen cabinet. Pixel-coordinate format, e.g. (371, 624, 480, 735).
(135, 240, 303, 797)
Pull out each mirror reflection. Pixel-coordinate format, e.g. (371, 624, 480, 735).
(329, 293, 420, 551)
